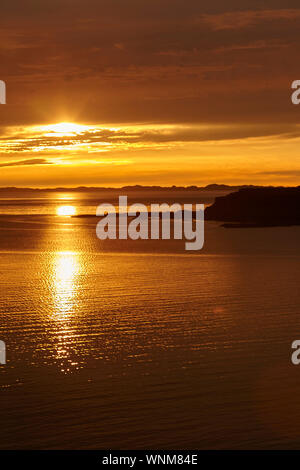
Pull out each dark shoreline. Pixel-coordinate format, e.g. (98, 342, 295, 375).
(222, 222, 300, 228)
(205, 186, 300, 228)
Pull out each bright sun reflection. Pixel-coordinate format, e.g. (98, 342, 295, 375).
(55, 252, 79, 295)
(51, 251, 81, 373)
(52, 251, 80, 316)
(57, 205, 76, 217)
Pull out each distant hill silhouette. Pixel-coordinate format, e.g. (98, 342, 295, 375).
(0, 184, 257, 194)
(205, 187, 300, 227)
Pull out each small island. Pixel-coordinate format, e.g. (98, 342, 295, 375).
(205, 187, 300, 227)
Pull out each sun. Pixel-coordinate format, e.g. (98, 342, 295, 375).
(43, 122, 89, 136)
(57, 205, 77, 217)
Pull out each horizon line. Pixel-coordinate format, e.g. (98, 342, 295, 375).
(0, 183, 299, 192)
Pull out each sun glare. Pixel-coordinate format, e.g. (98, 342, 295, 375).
(57, 205, 76, 217)
(43, 122, 89, 136)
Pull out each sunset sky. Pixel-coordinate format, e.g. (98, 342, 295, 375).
(1, 0, 300, 187)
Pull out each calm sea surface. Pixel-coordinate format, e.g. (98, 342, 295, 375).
(1, 192, 300, 449)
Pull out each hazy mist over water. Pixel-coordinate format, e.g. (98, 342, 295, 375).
(1, 191, 300, 449)
(0, 189, 224, 215)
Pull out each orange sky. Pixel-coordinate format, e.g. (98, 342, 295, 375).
(1, 1, 300, 187)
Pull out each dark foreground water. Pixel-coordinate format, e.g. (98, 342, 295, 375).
(0, 193, 300, 449)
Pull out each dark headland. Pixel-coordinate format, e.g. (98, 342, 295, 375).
(205, 187, 300, 228)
